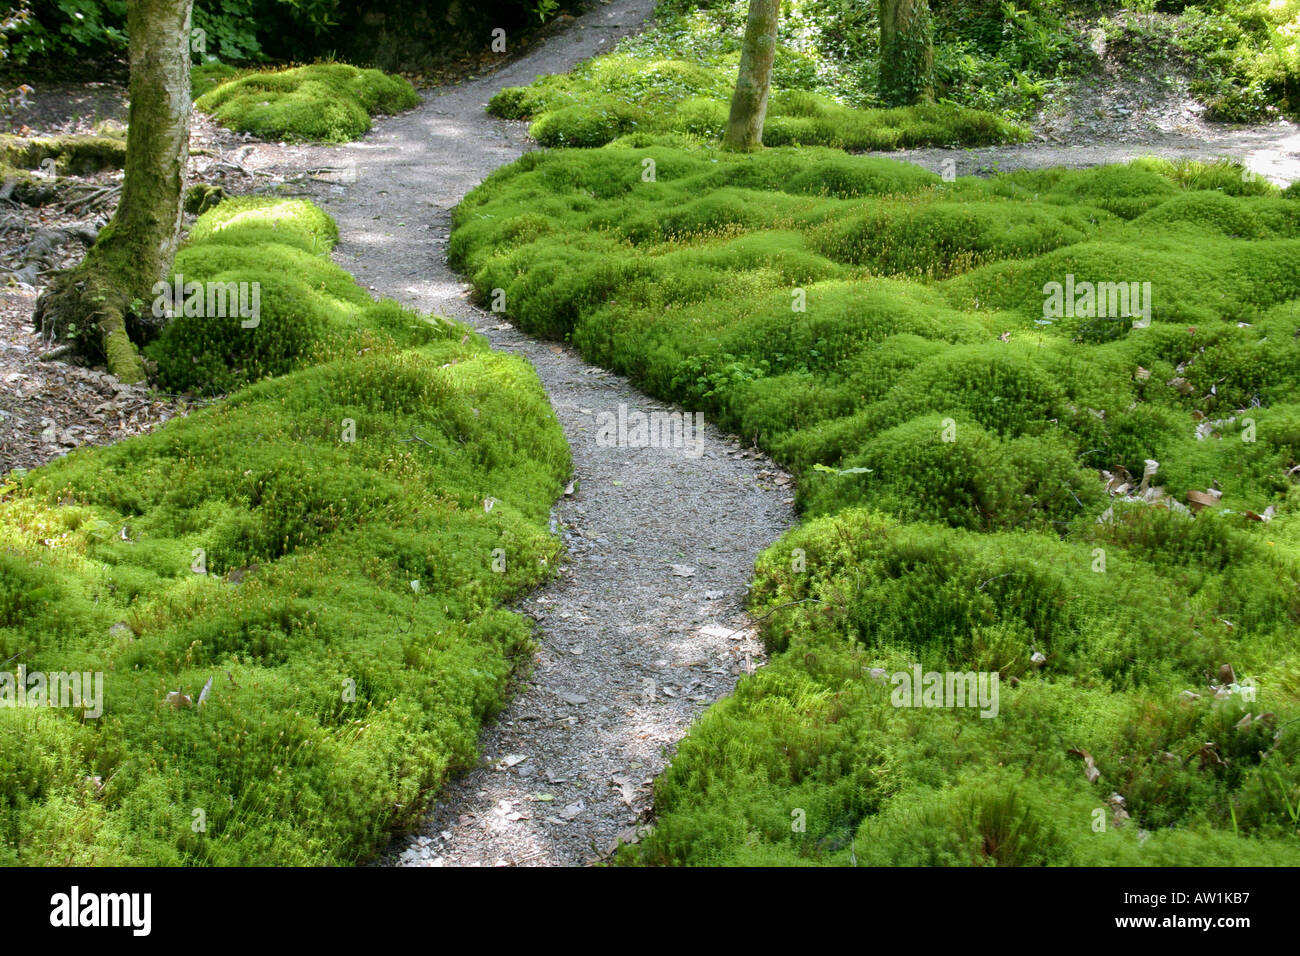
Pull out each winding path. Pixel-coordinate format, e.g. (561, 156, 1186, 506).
(288, 0, 795, 866)
(269, 1, 1298, 866)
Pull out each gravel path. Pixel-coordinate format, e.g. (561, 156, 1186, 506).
(277, 0, 796, 866)
(260, 2, 1296, 867)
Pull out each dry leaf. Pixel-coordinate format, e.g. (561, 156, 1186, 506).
(1194, 742, 1226, 769)
(1138, 459, 1159, 494)
(1068, 747, 1101, 783)
(610, 775, 637, 806)
(165, 690, 192, 710)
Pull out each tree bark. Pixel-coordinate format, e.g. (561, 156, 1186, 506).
(879, 0, 934, 107)
(722, 0, 780, 152)
(33, 0, 193, 383)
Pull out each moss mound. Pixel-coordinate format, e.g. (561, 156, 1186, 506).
(144, 196, 440, 395)
(194, 63, 420, 143)
(451, 143, 1300, 866)
(0, 132, 125, 176)
(488, 53, 1027, 151)
(0, 198, 569, 865)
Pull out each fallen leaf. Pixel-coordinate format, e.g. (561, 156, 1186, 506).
(1194, 742, 1226, 769)
(610, 774, 637, 805)
(165, 690, 192, 710)
(1068, 747, 1100, 783)
(1137, 459, 1159, 495)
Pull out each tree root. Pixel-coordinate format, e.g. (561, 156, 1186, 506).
(3, 220, 101, 286)
(34, 258, 146, 383)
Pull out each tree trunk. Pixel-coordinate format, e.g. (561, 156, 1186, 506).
(879, 0, 934, 107)
(722, 0, 780, 152)
(34, 0, 193, 383)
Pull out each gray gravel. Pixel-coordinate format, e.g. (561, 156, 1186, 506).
(273, 0, 797, 866)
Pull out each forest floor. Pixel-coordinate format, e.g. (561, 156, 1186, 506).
(1, 0, 1298, 865)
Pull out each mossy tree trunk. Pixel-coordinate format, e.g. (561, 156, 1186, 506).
(722, 0, 779, 152)
(33, 0, 193, 383)
(879, 0, 934, 107)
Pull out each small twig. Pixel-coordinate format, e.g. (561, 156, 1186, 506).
(38, 344, 74, 361)
(711, 597, 834, 643)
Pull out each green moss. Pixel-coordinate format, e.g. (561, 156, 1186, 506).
(0, 133, 126, 176)
(488, 51, 1026, 151)
(191, 62, 246, 100)
(0, 197, 569, 865)
(453, 143, 1300, 866)
(194, 63, 420, 143)
(144, 197, 397, 395)
(184, 196, 339, 250)
(183, 183, 228, 216)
